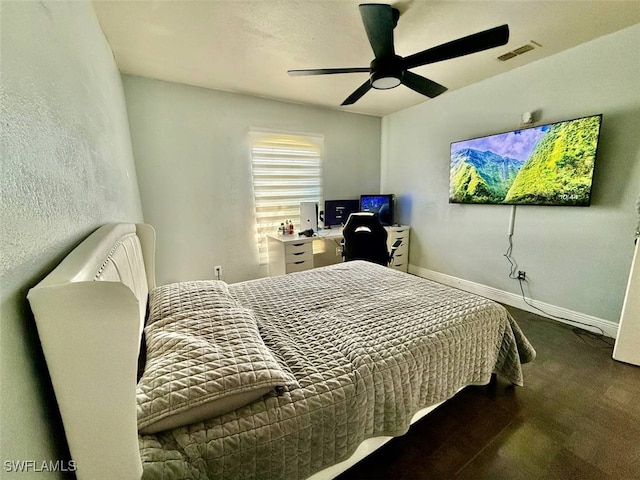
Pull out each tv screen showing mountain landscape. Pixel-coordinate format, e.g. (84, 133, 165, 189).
(449, 114, 602, 206)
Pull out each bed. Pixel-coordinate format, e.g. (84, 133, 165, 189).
(27, 223, 535, 480)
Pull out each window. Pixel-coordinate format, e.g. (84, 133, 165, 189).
(249, 130, 324, 264)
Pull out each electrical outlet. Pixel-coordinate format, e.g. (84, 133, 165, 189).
(335, 247, 342, 256)
(517, 271, 526, 281)
(214, 265, 222, 279)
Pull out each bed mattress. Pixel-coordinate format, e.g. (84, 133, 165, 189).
(138, 261, 535, 479)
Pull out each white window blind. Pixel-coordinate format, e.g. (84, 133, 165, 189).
(249, 130, 324, 264)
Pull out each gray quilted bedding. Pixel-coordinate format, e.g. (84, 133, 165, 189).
(139, 261, 535, 479)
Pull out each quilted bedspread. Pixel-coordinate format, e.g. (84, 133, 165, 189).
(139, 261, 535, 480)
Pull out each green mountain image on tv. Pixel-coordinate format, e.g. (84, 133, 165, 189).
(449, 114, 602, 206)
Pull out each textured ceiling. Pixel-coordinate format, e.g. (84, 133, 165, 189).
(93, 1, 640, 117)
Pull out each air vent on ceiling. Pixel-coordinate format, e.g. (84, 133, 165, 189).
(498, 41, 540, 61)
(498, 51, 517, 61)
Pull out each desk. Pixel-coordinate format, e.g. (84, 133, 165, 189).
(266, 225, 410, 277)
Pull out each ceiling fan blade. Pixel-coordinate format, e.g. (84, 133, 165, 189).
(359, 3, 396, 59)
(288, 67, 370, 76)
(403, 24, 509, 70)
(401, 71, 447, 98)
(341, 80, 372, 106)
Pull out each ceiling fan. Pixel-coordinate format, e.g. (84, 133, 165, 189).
(287, 3, 509, 106)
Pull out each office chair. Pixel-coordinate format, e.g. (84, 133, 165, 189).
(341, 212, 402, 266)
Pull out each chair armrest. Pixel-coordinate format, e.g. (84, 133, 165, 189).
(389, 239, 403, 264)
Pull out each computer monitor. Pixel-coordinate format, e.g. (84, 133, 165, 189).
(360, 194, 394, 226)
(324, 199, 359, 228)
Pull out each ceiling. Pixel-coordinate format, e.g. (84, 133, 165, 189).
(93, 1, 640, 117)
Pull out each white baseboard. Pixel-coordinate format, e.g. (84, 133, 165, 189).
(408, 264, 619, 338)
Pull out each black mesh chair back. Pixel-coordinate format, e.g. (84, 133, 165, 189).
(342, 212, 390, 266)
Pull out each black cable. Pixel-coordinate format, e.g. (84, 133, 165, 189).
(516, 277, 614, 348)
(504, 233, 613, 348)
(572, 327, 615, 348)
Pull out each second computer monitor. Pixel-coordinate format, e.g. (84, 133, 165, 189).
(360, 194, 394, 226)
(324, 199, 359, 228)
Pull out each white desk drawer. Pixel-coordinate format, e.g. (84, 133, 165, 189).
(390, 262, 408, 272)
(285, 248, 312, 264)
(389, 232, 409, 243)
(391, 243, 408, 256)
(286, 259, 313, 273)
(285, 241, 311, 255)
(391, 252, 409, 266)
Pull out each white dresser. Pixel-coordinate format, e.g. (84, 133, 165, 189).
(266, 225, 410, 276)
(387, 226, 410, 272)
(267, 235, 315, 276)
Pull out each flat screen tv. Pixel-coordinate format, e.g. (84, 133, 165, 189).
(449, 114, 602, 206)
(324, 199, 359, 228)
(360, 194, 394, 225)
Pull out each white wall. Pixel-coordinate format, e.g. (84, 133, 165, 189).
(381, 25, 640, 325)
(0, 1, 143, 472)
(124, 76, 381, 284)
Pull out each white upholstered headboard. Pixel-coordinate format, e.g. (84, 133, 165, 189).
(27, 223, 155, 480)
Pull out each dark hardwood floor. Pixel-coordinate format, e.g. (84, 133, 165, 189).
(336, 307, 640, 480)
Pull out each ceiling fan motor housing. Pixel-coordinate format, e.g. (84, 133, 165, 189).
(370, 56, 403, 89)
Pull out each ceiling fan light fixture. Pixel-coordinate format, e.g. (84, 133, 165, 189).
(371, 71, 402, 90)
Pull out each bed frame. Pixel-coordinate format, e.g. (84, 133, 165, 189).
(27, 223, 470, 480)
(28, 223, 154, 480)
